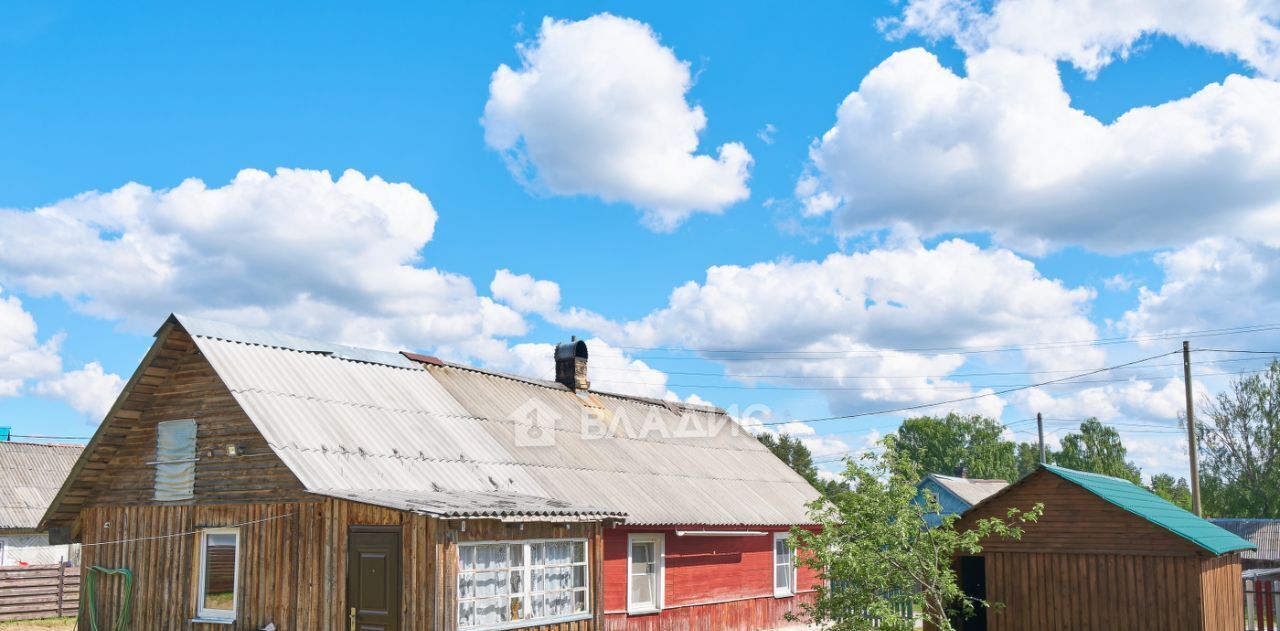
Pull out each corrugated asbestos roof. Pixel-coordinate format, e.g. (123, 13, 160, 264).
(180, 315, 819, 525)
(925, 474, 1008, 507)
(1210, 519, 1280, 561)
(0, 441, 83, 532)
(309, 489, 623, 522)
(1044, 465, 1256, 556)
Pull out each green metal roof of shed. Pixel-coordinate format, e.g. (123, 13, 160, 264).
(1044, 464, 1256, 556)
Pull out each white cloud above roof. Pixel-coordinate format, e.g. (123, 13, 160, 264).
(483, 14, 752, 231)
(0, 168, 526, 358)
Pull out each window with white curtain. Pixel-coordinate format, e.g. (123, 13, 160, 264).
(627, 533, 663, 614)
(457, 539, 589, 630)
(773, 532, 795, 597)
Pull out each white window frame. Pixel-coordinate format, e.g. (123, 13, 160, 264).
(456, 538, 591, 631)
(626, 533, 665, 615)
(773, 531, 796, 598)
(195, 527, 240, 622)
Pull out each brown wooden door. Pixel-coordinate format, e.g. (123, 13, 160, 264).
(347, 529, 401, 631)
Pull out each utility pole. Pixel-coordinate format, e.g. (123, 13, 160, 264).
(1183, 341, 1203, 516)
(1037, 412, 1046, 465)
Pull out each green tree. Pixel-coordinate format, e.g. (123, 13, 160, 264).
(758, 433, 849, 498)
(1148, 474, 1192, 511)
(1014, 441, 1052, 479)
(791, 440, 1042, 631)
(1054, 418, 1142, 483)
(1197, 361, 1280, 518)
(890, 413, 1018, 481)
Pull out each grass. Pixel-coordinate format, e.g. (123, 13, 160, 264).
(0, 618, 75, 631)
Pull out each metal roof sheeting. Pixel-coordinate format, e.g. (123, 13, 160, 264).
(308, 489, 624, 522)
(1210, 519, 1280, 561)
(182, 315, 819, 526)
(0, 442, 83, 532)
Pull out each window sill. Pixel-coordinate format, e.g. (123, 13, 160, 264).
(773, 591, 794, 599)
(627, 607, 662, 616)
(191, 617, 235, 625)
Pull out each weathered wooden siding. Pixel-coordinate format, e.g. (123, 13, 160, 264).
(601, 527, 819, 630)
(77, 500, 603, 631)
(980, 551, 1203, 631)
(1199, 553, 1245, 631)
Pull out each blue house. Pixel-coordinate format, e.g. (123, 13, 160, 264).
(916, 473, 1008, 527)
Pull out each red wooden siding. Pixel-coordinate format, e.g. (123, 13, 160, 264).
(601, 526, 819, 630)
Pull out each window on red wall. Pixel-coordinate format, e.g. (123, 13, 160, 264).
(627, 533, 664, 614)
(773, 532, 795, 597)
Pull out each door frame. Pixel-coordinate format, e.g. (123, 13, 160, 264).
(346, 525, 403, 631)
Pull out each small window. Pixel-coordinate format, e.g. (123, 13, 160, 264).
(773, 532, 795, 597)
(457, 539, 589, 629)
(154, 419, 196, 501)
(197, 528, 239, 621)
(627, 534, 664, 614)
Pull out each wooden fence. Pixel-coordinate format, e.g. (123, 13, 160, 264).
(1247, 576, 1280, 631)
(0, 564, 80, 621)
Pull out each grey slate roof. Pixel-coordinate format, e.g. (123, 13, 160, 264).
(179, 314, 819, 525)
(926, 474, 1008, 507)
(0, 441, 83, 532)
(1210, 518, 1280, 561)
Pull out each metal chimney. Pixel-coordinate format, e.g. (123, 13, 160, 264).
(554, 337, 589, 391)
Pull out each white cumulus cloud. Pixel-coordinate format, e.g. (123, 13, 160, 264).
(884, 0, 1280, 78)
(33, 362, 125, 421)
(483, 14, 752, 231)
(492, 237, 1101, 417)
(800, 47, 1280, 252)
(0, 168, 526, 358)
(0, 288, 62, 396)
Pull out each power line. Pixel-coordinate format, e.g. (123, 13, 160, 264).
(603, 366, 1272, 392)
(617, 323, 1280, 360)
(758, 350, 1179, 427)
(590, 353, 1280, 380)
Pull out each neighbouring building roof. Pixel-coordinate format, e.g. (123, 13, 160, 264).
(923, 474, 1008, 508)
(0, 441, 83, 533)
(167, 314, 819, 525)
(1043, 465, 1255, 556)
(1209, 518, 1280, 561)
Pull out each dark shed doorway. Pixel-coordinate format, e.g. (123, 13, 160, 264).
(956, 555, 987, 631)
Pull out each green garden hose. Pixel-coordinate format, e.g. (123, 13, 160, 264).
(81, 566, 134, 631)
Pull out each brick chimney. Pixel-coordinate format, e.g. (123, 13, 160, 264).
(555, 337, 589, 391)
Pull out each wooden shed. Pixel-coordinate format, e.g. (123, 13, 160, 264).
(946, 464, 1256, 631)
(40, 314, 820, 631)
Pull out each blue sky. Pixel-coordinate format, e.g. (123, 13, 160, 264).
(3, 0, 1280, 482)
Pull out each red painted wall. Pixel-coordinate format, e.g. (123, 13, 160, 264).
(602, 525, 821, 628)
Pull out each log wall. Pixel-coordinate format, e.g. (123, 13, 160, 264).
(77, 500, 603, 631)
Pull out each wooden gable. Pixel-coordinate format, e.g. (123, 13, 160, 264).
(955, 467, 1205, 557)
(43, 322, 307, 540)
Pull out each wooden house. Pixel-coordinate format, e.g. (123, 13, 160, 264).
(945, 464, 1256, 631)
(41, 314, 821, 631)
(0, 440, 82, 566)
